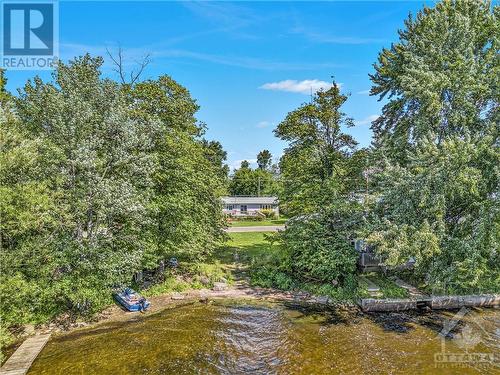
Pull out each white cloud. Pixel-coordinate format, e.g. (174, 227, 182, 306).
(357, 89, 371, 95)
(355, 114, 379, 126)
(260, 79, 338, 94)
(256, 121, 273, 128)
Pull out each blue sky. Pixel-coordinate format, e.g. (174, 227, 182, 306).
(4, 1, 426, 170)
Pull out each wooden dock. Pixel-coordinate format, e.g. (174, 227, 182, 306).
(0, 334, 50, 375)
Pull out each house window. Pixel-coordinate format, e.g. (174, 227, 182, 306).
(260, 204, 273, 209)
(226, 205, 234, 210)
(240, 205, 247, 213)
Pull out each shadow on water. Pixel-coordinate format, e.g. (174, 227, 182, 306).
(281, 301, 364, 326)
(281, 301, 465, 337)
(363, 309, 464, 335)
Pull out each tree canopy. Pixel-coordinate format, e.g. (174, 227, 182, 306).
(370, 0, 499, 160)
(0, 55, 228, 329)
(264, 0, 499, 295)
(275, 83, 363, 215)
(228, 152, 280, 196)
(257, 149, 272, 170)
(365, 0, 499, 293)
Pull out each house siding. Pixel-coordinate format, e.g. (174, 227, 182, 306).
(222, 197, 279, 217)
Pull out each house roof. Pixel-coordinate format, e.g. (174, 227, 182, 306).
(221, 196, 278, 205)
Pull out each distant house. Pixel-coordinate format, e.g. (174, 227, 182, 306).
(222, 196, 279, 217)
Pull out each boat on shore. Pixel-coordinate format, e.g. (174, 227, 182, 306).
(114, 288, 150, 312)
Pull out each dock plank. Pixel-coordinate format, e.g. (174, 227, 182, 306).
(0, 334, 50, 375)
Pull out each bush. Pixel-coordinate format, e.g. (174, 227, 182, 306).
(0, 274, 60, 327)
(0, 324, 13, 364)
(142, 261, 232, 297)
(259, 209, 276, 219)
(188, 261, 232, 285)
(251, 267, 296, 289)
(250, 263, 363, 302)
(233, 215, 264, 221)
(281, 204, 360, 283)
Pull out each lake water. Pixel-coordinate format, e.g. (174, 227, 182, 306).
(28, 300, 499, 374)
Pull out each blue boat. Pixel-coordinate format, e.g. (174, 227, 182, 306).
(114, 288, 150, 312)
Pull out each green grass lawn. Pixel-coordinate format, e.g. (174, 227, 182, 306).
(229, 218, 287, 227)
(212, 232, 276, 265)
(207, 232, 409, 302)
(143, 233, 275, 298)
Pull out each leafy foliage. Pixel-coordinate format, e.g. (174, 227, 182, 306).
(365, 135, 499, 293)
(281, 202, 361, 283)
(150, 129, 226, 262)
(257, 149, 272, 170)
(201, 140, 230, 180)
(2, 56, 158, 323)
(271, 1, 499, 296)
(365, 1, 499, 294)
(229, 157, 280, 196)
(370, 0, 499, 160)
(126, 76, 227, 262)
(0, 56, 227, 332)
(266, 83, 366, 286)
(274, 83, 362, 215)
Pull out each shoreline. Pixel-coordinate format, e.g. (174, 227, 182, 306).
(36, 285, 356, 335)
(1, 284, 355, 358)
(3, 284, 499, 371)
(9, 285, 500, 341)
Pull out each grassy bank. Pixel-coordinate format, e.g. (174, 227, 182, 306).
(140, 232, 274, 298)
(141, 262, 233, 298)
(225, 232, 410, 301)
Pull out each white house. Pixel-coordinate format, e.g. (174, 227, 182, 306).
(221, 196, 279, 217)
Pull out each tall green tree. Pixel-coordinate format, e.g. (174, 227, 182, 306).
(370, 0, 499, 160)
(257, 149, 272, 170)
(127, 75, 226, 262)
(1, 54, 229, 334)
(366, 0, 500, 293)
(275, 83, 358, 215)
(202, 139, 229, 180)
(128, 75, 201, 135)
(365, 135, 499, 293)
(229, 161, 255, 196)
(1, 68, 62, 326)
(266, 83, 364, 286)
(229, 159, 279, 196)
(2, 55, 158, 318)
